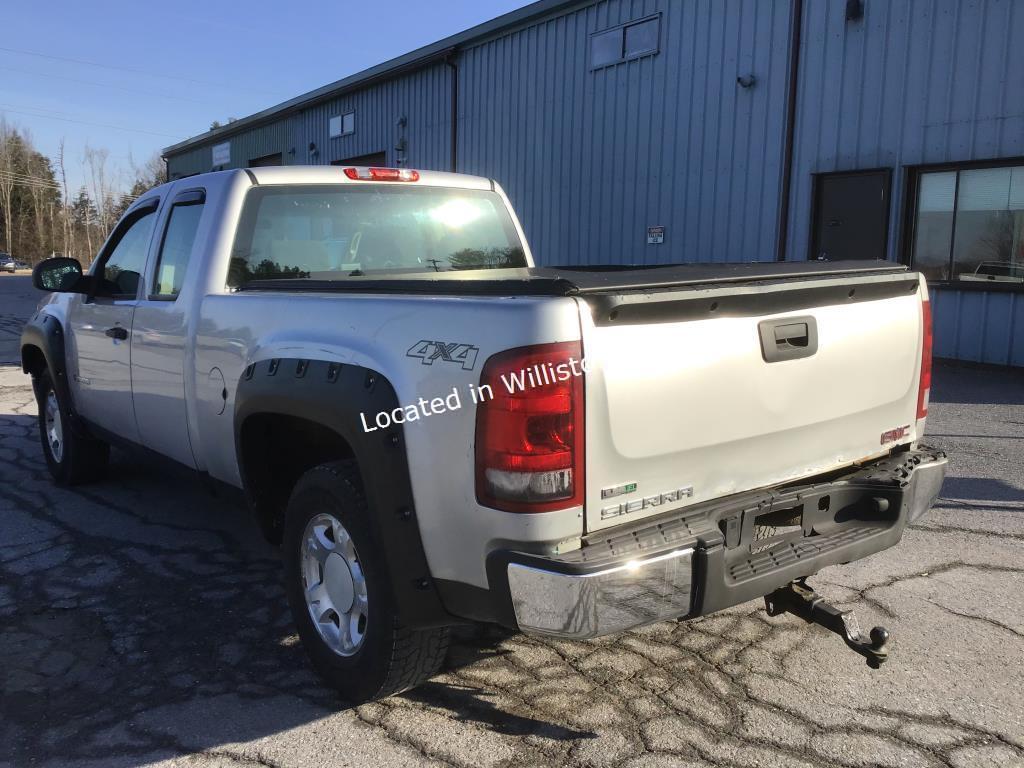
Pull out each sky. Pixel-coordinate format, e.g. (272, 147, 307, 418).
(0, 0, 534, 198)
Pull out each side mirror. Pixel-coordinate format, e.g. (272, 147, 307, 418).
(32, 257, 85, 293)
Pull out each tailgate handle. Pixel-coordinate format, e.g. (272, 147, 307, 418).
(774, 322, 809, 347)
(759, 316, 818, 363)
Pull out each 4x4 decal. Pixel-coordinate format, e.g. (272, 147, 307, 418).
(406, 340, 480, 371)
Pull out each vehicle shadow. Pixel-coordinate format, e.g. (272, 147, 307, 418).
(0, 411, 592, 765)
(931, 361, 1024, 406)
(937, 476, 1024, 504)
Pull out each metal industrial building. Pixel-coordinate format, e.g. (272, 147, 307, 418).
(164, 0, 1024, 367)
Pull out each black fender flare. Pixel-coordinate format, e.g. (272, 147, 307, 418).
(20, 313, 74, 410)
(234, 357, 453, 628)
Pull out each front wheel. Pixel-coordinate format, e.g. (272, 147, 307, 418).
(282, 460, 449, 702)
(35, 368, 109, 485)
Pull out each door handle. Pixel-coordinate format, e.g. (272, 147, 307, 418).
(105, 326, 128, 341)
(758, 316, 818, 363)
(773, 322, 809, 348)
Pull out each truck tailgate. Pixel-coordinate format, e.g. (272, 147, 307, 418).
(579, 269, 925, 533)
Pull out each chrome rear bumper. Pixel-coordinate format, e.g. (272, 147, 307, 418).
(507, 548, 694, 640)
(503, 447, 946, 640)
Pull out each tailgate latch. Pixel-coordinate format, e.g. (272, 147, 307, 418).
(764, 578, 890, 668)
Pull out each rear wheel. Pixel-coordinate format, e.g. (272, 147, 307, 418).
(35, 368, 109, 485)
(283, 460, 449, 702)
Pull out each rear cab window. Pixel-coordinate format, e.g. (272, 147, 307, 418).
(152, 190, 206, 299)
(227, 185, 527, 287)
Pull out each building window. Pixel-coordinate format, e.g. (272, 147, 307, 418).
(329, 112, 355, 138)
(591, 14, 660, 69)
(910, 162, 1024, 284)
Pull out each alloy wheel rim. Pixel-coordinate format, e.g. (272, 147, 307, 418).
(300, 512, 368, 656)
(44, 390, 63, 463)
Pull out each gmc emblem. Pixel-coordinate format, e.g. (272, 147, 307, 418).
(880, 425, 910, 445)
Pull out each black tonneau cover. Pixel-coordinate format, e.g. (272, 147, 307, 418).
(242, 260, 909, 298)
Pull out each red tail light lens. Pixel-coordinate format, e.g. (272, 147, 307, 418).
(343, 167, 420, 182)
(475, 341, 585, 512)
(917, 298, 933, 420)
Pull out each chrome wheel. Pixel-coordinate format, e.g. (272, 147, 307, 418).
(43, 390, 63, 463)
(300, 512, 369, 657)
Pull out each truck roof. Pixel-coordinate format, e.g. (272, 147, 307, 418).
(240, 165, 494, 190)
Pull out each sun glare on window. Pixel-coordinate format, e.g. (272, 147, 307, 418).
(429, 198, 484, 230)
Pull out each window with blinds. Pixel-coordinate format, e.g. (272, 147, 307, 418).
(911, 163, 1024, 283)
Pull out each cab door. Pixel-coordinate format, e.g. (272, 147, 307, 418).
(130, 188, 207, 468)
(66, 198, 160, 443)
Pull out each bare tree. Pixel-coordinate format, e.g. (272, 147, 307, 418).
(0, 118, 16, 253)
(57, 139, 72, 257)
(83, 144, 121, 238)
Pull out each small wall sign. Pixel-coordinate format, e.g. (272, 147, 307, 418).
(647, 225, 665, 244)
(212, 142, 231, 167)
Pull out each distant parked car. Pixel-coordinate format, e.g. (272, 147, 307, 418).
(1, 254, 16, 273)
(959, 261, 1024, 283)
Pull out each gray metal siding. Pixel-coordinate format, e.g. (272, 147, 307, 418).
(168, 63, 452, 178)
(932, 288, 1024, 366)
(786, 0, 1024, 263)
(164, 0, 1024, 366)
(298, 62, 452, 169)
(785, 0, 1024, 366)
(167, 145, 211, 178)
(458, 0, 793, 266)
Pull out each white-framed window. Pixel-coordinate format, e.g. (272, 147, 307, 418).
(329, 112, 355, 138)
(590, 14, 661, 69)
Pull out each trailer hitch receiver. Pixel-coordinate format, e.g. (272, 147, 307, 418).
(764, 578, 890, 668)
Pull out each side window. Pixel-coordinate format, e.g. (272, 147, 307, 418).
(101, 208, 157, 298)
(153, 191, 205, 298)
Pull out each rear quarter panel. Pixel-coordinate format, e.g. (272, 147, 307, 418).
(195, 291, 584, 588)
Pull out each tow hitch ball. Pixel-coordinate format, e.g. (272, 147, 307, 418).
(764, 578, 891, 668)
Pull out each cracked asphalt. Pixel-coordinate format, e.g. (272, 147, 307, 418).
(1, 273, 1022, 768)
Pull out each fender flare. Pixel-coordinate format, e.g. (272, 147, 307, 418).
(234, 357, 452, 628)
(20, 313, 74, 410)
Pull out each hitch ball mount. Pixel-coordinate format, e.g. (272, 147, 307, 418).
(764, 578, 890, 668)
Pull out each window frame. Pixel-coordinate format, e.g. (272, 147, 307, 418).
(902, 156, 1024, 292)
(329, 111, 356, 138)
(89, 196, 161, 301)
(148, 188, 207, 302)
(225, 184, 528, 289)
(589, 12, 662, 70)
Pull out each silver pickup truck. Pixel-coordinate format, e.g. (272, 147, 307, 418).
(22, 166, 946, 701)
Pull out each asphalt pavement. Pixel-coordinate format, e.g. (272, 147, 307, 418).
(1, 273, 1022, 768)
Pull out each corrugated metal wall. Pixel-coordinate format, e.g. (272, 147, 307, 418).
(297, 62, 452, 170)
(932, 287, 1024, 366)
(458, 0, 793, 266)
(786, 0, 1024, 366)
(167, 63, 452, 178)
(165, 0, 1024, 366)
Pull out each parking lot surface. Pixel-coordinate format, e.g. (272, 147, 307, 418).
(1, 274, 1022, 768)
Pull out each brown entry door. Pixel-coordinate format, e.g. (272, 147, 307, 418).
(810, 170, 891, 261)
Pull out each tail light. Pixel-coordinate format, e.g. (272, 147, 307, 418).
(343, 167, 420, 182)
(475, 341, 585, 512)
(917, 298, 933, 420)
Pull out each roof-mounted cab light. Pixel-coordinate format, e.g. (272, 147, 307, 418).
(343, 167, 420, 182)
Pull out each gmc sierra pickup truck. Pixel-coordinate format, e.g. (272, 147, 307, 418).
(22, 166, 946, 701)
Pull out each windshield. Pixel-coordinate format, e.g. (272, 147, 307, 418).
(228, 184, 527, 287)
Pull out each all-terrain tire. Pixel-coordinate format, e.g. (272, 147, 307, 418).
(35, 368, 110, 485)
(282, 460, 449, 702)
